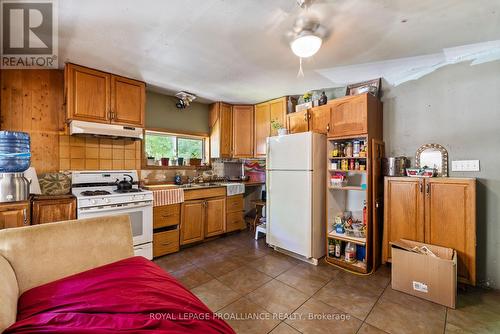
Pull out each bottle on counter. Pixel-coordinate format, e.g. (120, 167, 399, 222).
(328, 239, 335, 257)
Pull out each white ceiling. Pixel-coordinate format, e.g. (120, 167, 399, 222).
(58, 0, 500, 103)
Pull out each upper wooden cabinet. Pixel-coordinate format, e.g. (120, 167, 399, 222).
(111, 75, 145, 127)
(329, 93, 381, 138)
(383, 177, 476, 285)
(0, 202, 30, 229)
(254, 97, 288, 157)
(287, 110, 309, 134)
(31, 195, 76, 225)
(310, 105, 332, 135)
(209, 102, 233, 158)
(254, 103, 270, 157)
(65, 63, 145, 128)
(232, 105, 254, 157)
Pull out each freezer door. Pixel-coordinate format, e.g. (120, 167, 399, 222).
(266, 170, 312, 257)
(267, 132, 312, 171)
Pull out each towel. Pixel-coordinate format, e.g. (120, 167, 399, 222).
(152, 188, 184, 206)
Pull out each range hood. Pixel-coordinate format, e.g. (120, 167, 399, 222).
(69, 120, 143, 140)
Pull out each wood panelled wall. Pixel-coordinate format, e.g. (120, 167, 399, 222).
(0, 69, 143, 173)
(0, 69, 64, 173)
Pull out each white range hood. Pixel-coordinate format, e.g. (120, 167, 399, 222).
(69, 120, 143, 140)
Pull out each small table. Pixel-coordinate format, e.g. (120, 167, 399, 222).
(251, 200, 266, 231)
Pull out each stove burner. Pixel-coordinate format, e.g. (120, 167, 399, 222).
(81, 190, 111, 196)
(114, 188, 142, 194)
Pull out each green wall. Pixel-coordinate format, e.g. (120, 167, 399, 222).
(146, 91, 209, 134)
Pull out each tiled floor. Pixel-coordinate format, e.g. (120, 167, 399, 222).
(154, 230, 500, 334)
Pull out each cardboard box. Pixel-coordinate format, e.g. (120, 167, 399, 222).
(391, 239, 457, 308)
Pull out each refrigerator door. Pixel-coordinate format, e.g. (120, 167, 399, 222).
(267, 132, 312, 171)
(266, 170, 312, 257)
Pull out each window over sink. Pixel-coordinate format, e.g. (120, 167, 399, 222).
(144, 130, 207, 167)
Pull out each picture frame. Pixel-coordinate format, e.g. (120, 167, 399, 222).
(345, 78, 381, 98)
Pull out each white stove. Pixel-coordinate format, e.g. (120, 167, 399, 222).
(72, 171, 153, 260)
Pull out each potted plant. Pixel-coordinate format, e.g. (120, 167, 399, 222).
(189, 152, 202, 166)
(271, 120, 287, 136)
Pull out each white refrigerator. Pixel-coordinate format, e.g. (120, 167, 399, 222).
(266, 131, 326, 264)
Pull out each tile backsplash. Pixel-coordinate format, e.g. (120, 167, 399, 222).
(59, 135, 142, 171)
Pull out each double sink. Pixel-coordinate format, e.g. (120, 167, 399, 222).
(145, 182, 225, 190)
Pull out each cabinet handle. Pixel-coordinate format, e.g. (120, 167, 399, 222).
(426, 183, 430, 195)
(326, 124, 330, 132)
(23, 209, 28, 226)
(161, 242, 171, 246)
(308, 112, 311, 119)
(304, 112, 308, 122)
(419, 182, 423, 193)
(161, 214, 174, 218)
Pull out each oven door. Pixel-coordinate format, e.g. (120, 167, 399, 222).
(78, 201, 153, 246)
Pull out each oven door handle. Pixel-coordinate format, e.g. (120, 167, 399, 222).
(79, 202, 152, 213)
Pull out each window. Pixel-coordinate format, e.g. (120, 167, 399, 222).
(144, 130, 206, 163)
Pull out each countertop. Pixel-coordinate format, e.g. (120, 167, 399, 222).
(142, 180, 265, 191)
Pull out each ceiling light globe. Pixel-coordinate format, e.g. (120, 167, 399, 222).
(290, 34, 322, 58)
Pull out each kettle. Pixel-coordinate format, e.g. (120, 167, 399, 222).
(115, 174, 134, 191)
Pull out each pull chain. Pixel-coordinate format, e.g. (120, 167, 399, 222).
(297, 57, 304, 77)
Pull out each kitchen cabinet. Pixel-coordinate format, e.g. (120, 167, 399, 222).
(110, 75, 145, 127)
(254, 97, 289, 157)
(0, 201, 30, 229)
(383, 177, 476, 285)
(329, 93, 381, 138)
(310, 105, 332, 135)
(205, 197, 226, 237)
(65, 63, 145, 128)
(31, 195, 76, 225)
(180, 199, 205, 245)
(254, 103, 270, 157)
(209, 102, 233, 158)
(153, 203, 180, 257)
(226, 194, 245, 232)
(180, 187, 228, 245)
(287, 110, 309, 134)
(232, 105, 254, 157)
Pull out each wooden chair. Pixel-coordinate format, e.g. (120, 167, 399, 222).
(251, 200, 266, 231)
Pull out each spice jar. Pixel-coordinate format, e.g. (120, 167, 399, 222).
(332, 142, 339, 157)
(345, 142, 353, 157)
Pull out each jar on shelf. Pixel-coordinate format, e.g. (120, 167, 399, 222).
(339, 143, 345, 157)
(353, 140, 360, 157)
(345, 142, 353, 157)
(332, 142, 339, 157)
(349, 159, 355, 171)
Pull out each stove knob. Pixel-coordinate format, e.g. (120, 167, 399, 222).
(90, 199, 97, 205)
(104, 198, 110, 203)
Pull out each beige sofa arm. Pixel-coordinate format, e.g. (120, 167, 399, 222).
(0, 215, 134, 332)
(0, 256, 18, 333)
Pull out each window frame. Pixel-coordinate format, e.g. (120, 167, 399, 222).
(142, 129, 210, 170)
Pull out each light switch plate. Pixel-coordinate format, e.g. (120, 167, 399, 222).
(452, 160, 480, 172)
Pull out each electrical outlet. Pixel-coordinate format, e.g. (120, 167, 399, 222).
(451, 160, 480, 172)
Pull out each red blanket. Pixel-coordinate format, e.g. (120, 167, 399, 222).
(5, 256, 235, 334)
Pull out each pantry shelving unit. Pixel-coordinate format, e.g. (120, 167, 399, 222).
(325, 95, 384, 274)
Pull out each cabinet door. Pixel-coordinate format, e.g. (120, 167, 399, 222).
(310, 105, 331, 135)
(287, 110, 309, 134)
(220, 103, 233, 157)
(330, 94, 367, 137)
(254, 103, 270, 157)
(0, 204, 29, 229)
(269, 98, 286, 136)
(180, 200, 205, 245)
(32, 198, 76, 224)
(66, 64, 111, 123)
(425, 178, 476, 285)
(383, 178, 425, 262)
(232, 105, 254, 157)
(111, 75, 145, 127)
(205, 197, 226, 237)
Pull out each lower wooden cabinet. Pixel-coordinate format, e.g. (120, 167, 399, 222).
(31, 195, 76, 225)
(383, 177, 476, 285)
(153, 229, 180, 257)
(205, 197, 226, 237)
(180, 200, 205, 245)
(0, 201, 30, 229)
(226, 194, 245, 232)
